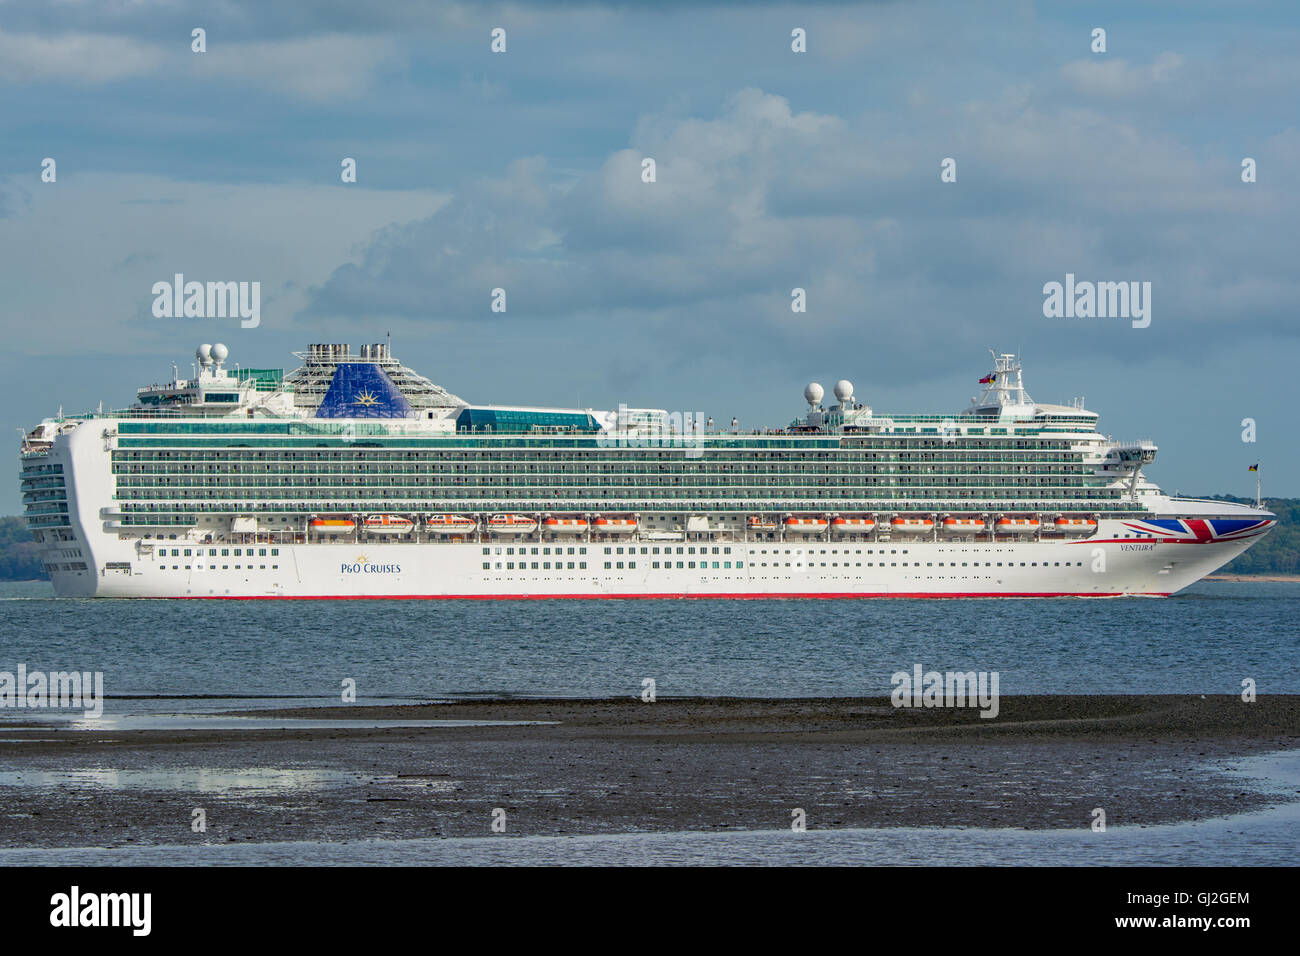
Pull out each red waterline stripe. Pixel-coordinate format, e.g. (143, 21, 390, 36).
(170, 591, 1169, 600)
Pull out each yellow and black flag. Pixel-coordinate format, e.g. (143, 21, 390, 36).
(1249, 464, 1259, 471)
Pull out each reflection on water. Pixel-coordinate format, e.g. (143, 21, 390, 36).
(0, 714, 556, 732)
(0, 766, 463, 795)
(0, 767, 354, 794)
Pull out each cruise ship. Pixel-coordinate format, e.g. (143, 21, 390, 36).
(20, 342, 1275, 599)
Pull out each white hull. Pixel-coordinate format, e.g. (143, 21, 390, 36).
(45, 522, 1261, 598)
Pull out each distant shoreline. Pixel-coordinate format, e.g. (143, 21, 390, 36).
(1204, 573, 1300, 582)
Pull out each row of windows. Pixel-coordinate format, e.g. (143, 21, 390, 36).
(114, 432, 1078, 452)
(112, 448, 1085, 468)
(114, 486, 1122, 505)
(19, 463, 64, 478)
(484, 546, 587, 555)
(156, 548, 280, 557)
(481, 560, 751, 571)
(479, 558, 1089, 571)
(21, 492, 68, 505)
(160, 564, 280, 571)
(113, 453, 1086, 474)
(600, 546, 735, 555)
(114, 475, 1099, 493)
(475, 559, 1088, 572)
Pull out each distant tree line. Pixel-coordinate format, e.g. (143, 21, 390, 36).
(0, 500, 1296, 580)
(0, 516, 45, 580)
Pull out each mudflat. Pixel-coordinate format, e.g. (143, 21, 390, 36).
(0, 695, 1296, 848)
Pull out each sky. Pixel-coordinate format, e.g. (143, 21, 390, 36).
(1, 0, 1297, 513)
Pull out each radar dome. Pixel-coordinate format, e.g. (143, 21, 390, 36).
(197, 344, 213, 365)
(211, 343, 229, 364)
(834, 379, 854, 404)
(803, 382, 824, 406)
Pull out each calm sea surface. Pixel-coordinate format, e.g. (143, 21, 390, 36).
(0, 580, 1296, 704)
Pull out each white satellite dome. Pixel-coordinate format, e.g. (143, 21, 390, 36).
(211, 343, 229, 364)
(834, 379, 854, 404)
(196, 344, 213, 365)
(803, 382, 824, 406)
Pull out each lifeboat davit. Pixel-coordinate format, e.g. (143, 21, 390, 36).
(941, 517, 985, 535)
(831, 516, 876, 534)
(426, 514, 477, 535)
(309, 517, 355, 535)
(1055, 517, 1097, 534)
(747, 516, 779, 531)
(487, 514, 538, 535)
(890, 517, 934, 535)
(593, 517, 637, 534)
(996, 517, 1040, 534)
(364, 514, 415, 535)
(544, 517, 590, 534)
(784, 517, 828, 534)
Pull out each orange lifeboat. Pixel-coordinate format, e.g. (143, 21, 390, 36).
(1054, 517, 1097, 534)
(890, 517, 934, 535)
(364, 514, 415, 535)
(487, 514, 538, 536)
(426, 514, 477, 535)
(309, 517, 355, 535)
(593, 517, 637, 534)
(747, 516, 779, 531)
(831, 516, 876, 534)
(996, 516, 1040, 535)
(941, 517, 985, 535)
(544, 517, 590, 535)
(784, 516, 828, 534)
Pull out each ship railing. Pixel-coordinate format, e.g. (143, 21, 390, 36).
(57, 407, 244, 421)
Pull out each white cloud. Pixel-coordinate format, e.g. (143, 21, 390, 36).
(0, 28, 163, 84)
(302, 82, 1299, 369)
(0, 28, 398, 101)
(1060, 52, 1185, 98)
(191, 34, 402, 102)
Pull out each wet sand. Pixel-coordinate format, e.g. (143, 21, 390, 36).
(1, 695, 1297, 848)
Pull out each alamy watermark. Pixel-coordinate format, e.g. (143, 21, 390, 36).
(598, 404, 706, 459)
(50, 886, 150, 936)
(890, 664, 1000, 718)
(151, 274, 260, 328)
(1042, 273, 1150, 328)
(0, 664, 103, 718)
